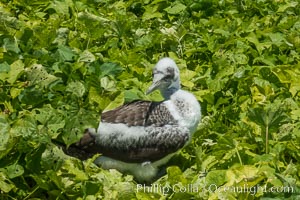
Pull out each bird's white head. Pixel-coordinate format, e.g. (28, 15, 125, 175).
(146, 57, 181, 98)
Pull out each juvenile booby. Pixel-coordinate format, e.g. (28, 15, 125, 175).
(71, 57, 201, 182)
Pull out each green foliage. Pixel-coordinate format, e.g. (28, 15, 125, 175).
(0, 0, 300, 199)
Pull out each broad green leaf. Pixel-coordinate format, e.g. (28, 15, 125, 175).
(66, 81, 86, 97)
(63, 159, 88, 181)
(18, 86, 45, 106)
(0, 172, 15, 193)
(167, 166, 187, 185)
(0, 60, 24, 83)
(52, 27, 69, 45)
(258, 164, 276, 178)
(180, 69, 196, 88)
(10, 87, 22, 99)
(4, 163, 24, 179)
(246, 33, 271, 55)
(112, 182, 135, 200)
(0, 115, 16, 159)
(214, 28, 230, 37)
(233, 53, 248, 64)
(89, 87, 104, 105)
(55, 45, 77, 62)
(79, 50, 96, 63)
(216, 65, 235, 79)
(78, 11, 110, 22)
(248, 107, 267, 127)
(103, 92, 124, 112)
(30, 174, 51, 190)
(233, 67, 246, 79)
(164, 3, 186, 15)
(41, 147, 67, 171)
(207, 77, 228, 92)
(11, 112, 37, 138)
(99, 62, 123, 77)
(124, 89, 141, 102)
(248, 102, 288, 131)
(61, 98, 98, 145)
(253, 56, 275, 66)
(0, 62, 10, 73)
(265, 106, 288, 132)
(250, 85, 266, 103)
(83, 181, 102, 197)
(34, 105, 65, 138)
(142, 4, 163, 21)
(226, 165, 262, 186)
(46, 170, 65, 190)
(3, 37, 20, 53)
(46, 0, 71, 15)
(200, 155, 218, 171)
(25, 64, 60, 88)
(277, 1, 298, 12)
(25, 144, 46, 173)
(253, 76, 274, 96)
(205, 170, 227, 187)
(291, 109, 300, 121)
(268, 32, 291, 47)
(100, 76, 116, 91)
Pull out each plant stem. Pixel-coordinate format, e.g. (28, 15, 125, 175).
(235, 147, 243, 166)
(266, 125, 269, 154)
(24, 185, 39, 200)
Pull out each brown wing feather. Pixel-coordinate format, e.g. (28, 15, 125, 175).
(145, 102, 177, 126)
(101, 100, 177, 127)
(101, 100, 150, 126)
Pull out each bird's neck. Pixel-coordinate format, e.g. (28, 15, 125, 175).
(161, 87, 180, 99)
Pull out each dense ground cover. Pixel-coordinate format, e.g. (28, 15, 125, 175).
(0, 0, 300, 199)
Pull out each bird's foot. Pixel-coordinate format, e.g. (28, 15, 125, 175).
(141, 161, 151, 167)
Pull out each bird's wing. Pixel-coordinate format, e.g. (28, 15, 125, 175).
(66, 100, 187, 163)
(101, 100, 177, 126)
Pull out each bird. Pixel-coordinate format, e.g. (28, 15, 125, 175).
(66, 57, 201, 182)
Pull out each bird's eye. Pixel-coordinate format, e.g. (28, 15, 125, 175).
(165, 67, 175, 80)
(164, 74, 172, 80)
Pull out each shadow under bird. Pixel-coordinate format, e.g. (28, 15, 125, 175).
(64, 57, 201, 182)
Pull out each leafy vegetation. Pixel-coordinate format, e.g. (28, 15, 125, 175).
(1, 0, 300, 199)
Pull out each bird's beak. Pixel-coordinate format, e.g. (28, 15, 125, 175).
(146, 74, 165, 95)
(146, 80, 161, 95)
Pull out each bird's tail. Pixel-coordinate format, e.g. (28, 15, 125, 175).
(52, 129, 99, 160)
